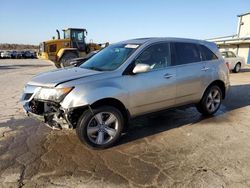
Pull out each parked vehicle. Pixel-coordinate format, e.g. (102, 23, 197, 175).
(9, 50, 22, 59)
(30, 51, 37, 58)
(38, 28, 107, 67)
(21, 38, 230, 149)
(13, 51, 23, 59)
(17, 51, 23, 59)
(1, 51, 12, 58)
(69, 51, 98, 67)
(22, 51, 35, 59)
(221, 51, 245, 73)
(11, 51, 17, 58)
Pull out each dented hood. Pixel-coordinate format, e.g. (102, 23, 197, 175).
(28, 67, 102, 87)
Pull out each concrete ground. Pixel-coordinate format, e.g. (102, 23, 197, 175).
(0, 59, 250, 188)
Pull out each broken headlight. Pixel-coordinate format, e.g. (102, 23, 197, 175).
(34, 87, 73, 102)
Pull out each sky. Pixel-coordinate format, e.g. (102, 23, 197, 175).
(0, 0, 249, 45)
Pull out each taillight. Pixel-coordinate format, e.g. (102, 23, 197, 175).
(226, 62, 230, 70)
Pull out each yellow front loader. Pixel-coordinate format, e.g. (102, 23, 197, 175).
(38, 28, 107, 68)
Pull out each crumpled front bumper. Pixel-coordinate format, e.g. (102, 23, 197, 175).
(21, 85, 72, 130)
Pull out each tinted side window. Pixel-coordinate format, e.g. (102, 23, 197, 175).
(136, 43, 171, 70)
(173, 42, 201, 65)
(199, 45, 218, 61)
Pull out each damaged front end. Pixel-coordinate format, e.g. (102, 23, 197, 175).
(21, 85, 79, 130)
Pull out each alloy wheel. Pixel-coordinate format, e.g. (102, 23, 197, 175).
(206, 88, 221, 113)
(87, 112, 119, 145)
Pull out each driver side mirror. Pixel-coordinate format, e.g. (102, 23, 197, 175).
(132, 63, 151, 74)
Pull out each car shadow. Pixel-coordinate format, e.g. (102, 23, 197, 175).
(240, 68, 250, 73)
(117, 84, 250, 147)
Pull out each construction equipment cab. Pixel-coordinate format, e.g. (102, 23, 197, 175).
(38, 28, 104, 68)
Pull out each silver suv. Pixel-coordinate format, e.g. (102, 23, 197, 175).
(21, 38, 230, 149)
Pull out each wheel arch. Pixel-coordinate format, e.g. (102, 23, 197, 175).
(68, 97, 130, 130)
(204, 80, 226, 99)
(90, 98, 130, 127)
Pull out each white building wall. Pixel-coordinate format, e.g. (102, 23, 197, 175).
(238, 45, 250, 64)
(239, 14, 250, 37)
(218, 45, 237, 53)
(238, 44, 250, 61)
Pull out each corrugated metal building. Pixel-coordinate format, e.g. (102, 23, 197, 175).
(208, 12, 250, 64)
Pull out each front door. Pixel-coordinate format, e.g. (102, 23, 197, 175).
(126, 42, 177, 116)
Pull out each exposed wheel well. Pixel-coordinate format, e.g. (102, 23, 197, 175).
(206, 80, 226, 99)
(90, 98, 130, 126)
(68, 98, 129, 129)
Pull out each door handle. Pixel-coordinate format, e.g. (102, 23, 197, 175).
(201, 67, 210, 71)
(164, 73, 174, 79)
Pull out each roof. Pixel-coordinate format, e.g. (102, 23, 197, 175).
(238, 12, 250, 17)
(209, 36, 250, 45)
(207, 35, 237, 41)
(118, 37, 211, 45)
(63, 28, 87, 31)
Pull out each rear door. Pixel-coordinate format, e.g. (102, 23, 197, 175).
(172, 42, 205, 105)
(199, 44, 220, 86)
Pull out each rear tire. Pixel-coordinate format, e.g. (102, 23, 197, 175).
(59, 52, 78, 68)
(233, 63, 241, 73)
(196, 85, 222, 116)
(76, 106, 124, 149)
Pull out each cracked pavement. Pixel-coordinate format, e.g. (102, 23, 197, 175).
(0, 59, 250, 187)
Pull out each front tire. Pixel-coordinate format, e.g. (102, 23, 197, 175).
(76, 106, 124, 149)
(233, 63, 241, 73)
(196, 85, 222, 116)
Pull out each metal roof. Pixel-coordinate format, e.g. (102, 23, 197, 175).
(63, 28, 87, 31)
(238, 12, 250, 17)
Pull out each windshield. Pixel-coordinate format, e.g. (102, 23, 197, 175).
(80, 43, 139, 71)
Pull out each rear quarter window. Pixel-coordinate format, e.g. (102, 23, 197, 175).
(199, 45, 218, 61)
(172, 42, 201, 65)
